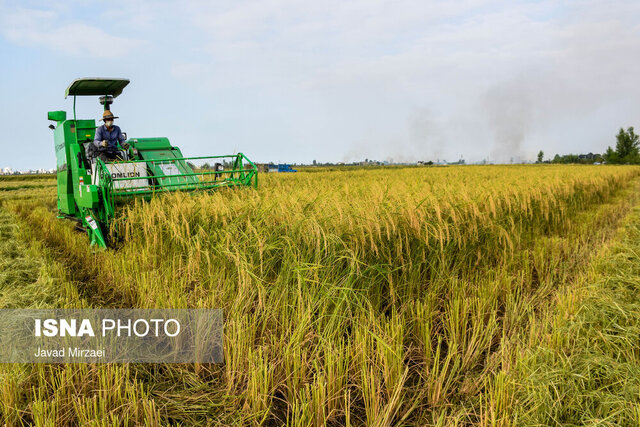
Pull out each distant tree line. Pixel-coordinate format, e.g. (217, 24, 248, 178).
(541, 127, 639, 165)
(551, 152, 603, 164)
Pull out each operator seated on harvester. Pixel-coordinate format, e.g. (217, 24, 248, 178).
(93, 110, 130, 162)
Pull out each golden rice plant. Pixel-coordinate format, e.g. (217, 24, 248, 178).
(1, 164, 640, 424)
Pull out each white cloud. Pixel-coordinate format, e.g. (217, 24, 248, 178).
(1, 7, 144, 58)
(170, 62, 208, 80)
(3, 0, 640, 166)
(150, 0, 640, 162)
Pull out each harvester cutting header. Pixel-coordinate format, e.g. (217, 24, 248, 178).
(49, 78, 258, 248)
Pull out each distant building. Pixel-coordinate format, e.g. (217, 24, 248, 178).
(0, 167, 58, 175)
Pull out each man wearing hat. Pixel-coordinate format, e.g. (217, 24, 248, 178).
(93, 110, 130, 162)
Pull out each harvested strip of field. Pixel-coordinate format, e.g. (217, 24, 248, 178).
(0, 179, 56, 188)
(509, 203, 640, 425)
(0, 184, 57, 192)
(1, 165, 640, 424)
(0, 207, 53, 308)
(0, 178, 57, 199)
(0, 198, 166, 424)
(0, 175, 55, 183)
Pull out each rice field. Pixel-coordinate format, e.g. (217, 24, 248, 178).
(1, 164, 640, 425)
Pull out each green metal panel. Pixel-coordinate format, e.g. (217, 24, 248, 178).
(76, 184, 100, 208)
(138, 149, 180, 162)
(75, 120, 97, 144)
(53, 121, 74, 214)
(131, 138, 173, 151)
(65, 78, 130, 98)
(53, 118, 97, 215)
(69, 138, 97, 207)
(138, 149, 199, 186)
(48, 111, 66, 121)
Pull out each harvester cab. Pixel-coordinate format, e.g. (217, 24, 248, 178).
(49, 77, 258, 248)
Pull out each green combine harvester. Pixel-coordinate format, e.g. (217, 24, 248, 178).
(49, 78, 258, 248)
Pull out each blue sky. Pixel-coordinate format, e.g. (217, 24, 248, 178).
(1, 0, 640, 169)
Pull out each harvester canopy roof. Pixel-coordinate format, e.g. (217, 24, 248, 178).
(65, 78, 130, 98)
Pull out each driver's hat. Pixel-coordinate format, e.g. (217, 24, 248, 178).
(101, 110, 119, 121)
